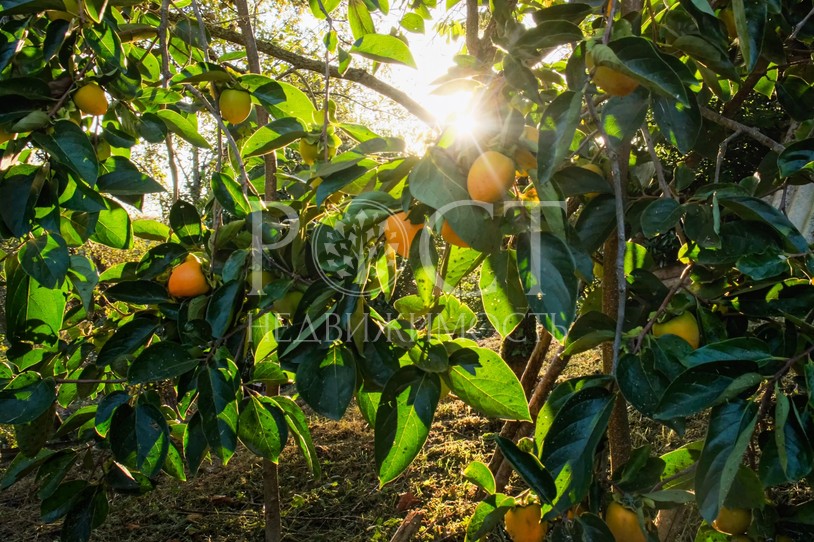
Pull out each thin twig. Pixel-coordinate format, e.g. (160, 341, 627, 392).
(586, 98, 627, 374)
(714, 130, 742, 184)
(640, 126, 674, 200)
(632, 264, 694, 354)
(700, 107, 784, 153)
(56, 378, 128, 384)
(790, 6, 814, 40)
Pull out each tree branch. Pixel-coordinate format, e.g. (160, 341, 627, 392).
(700, 107, 785, 153)
(167, 12, 436, 126)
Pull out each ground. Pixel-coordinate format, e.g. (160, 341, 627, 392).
(1, 347, 808, 541)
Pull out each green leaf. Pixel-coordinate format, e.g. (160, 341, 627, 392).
(169, 62, 231, 85)
(273, 395, 321, 478)
(32, 120, 98, 185)
(1, 447, 55, 490)
(308, 0, 340, 18)
(41, 480, 88, 523)
(447, 347, 531, 421)
(14, 402, 55, 457)
(211, 172, 251, 218)
(84, 22, 122, 71)
(19, 232, 69, 288)
(36, 450, 77, 499)
(243, 118, 306, 157)
(205, 280, 244, 338)
(375, 366, 439, 485)
(517, 232, 578, 342)
(134, 402, 169, 478)
(0, 165, 40, 237)
(495, 436, 556, 504)
(97, 157, 165, 196)
(169, 200, 203, 247)
(616, 351, 670, 419)
(511, 20, 583, 56)
(59, 485, 107, 542)
(575, 195, 616, 253)
(238, 396, 288, 463)
(777, 138, 814, 179)
(0, 373, 56, 424)
(156, 109, 210, 148)
(695, 400, 757, 522)
(296, 344, 357, 420)
(350, 34, 417, 68)
(536, 90, 583, 187)
(128, 342, 198, 384)
(718, 196, 808, 252)
(240, 76, 316, 122)
(104, 280, 168, 304)
(5, 259, 66, 346)
(91, 199, 133, 249)
(731, 0, 766, 72)
(183, 411, 208, 476)
(565, 311, 616, 356)
(539, 386, 615, 519)
(672, 34, 739, 80)
(480, 251, 528, 339)
(652, 93, 701, 153)
(197, 357, 240, 464)
(68, 255, 98, 312)
(592, 37, 690, 104)
(94, 391, 130, 438)
(682, 338, 773, 367)
(654, 361, 762, 420)
(774, 391, 813, 482)
(641, 198, 684, 237)
(465, 493, 515, 542)
(601, 89, 649, 149)
(463, 461, 496, 495)
(400, 12, 424, 33)
(349, 0, 375, 39)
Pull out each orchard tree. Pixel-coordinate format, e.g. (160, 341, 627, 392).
(0, 1, 814, 542)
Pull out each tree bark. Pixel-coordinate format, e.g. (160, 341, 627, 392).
(232, 1, 281, 541)
(601, 234, 631, 472)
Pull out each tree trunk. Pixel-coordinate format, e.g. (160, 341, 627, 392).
(232, 1, 281, 541)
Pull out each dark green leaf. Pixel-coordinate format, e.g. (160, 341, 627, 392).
(375, 366, 439, 485)
(19, 232, 69, 288)
(517, 232, 578, 342)
(32, 120, 98, 185)
(296, 344, 357, 420)
(695, 400, 757, 522)
(238, 396, 288, 463)
(169, 200, 203, 247)
(495, 436, 556, 504)
(128, 342, 199, 384)
(0, 373, 56, 424)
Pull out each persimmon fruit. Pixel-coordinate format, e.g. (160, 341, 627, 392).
(168, 255, 210, 297)
(467, 151, 515, 203)
(605, 502, 647, 542)
(586, 52, 639, 97)
(219, 89, 252, 124)
(504, 504, 548, 542)
(74, 83, 108, 116)
(441, 220, 469, 248)
(653, 311, 701, 349)
(712, 506, 751, 535)
(383, 212, 423, 258)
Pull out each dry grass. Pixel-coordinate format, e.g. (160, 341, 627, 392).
(0, 399, 505, 542)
